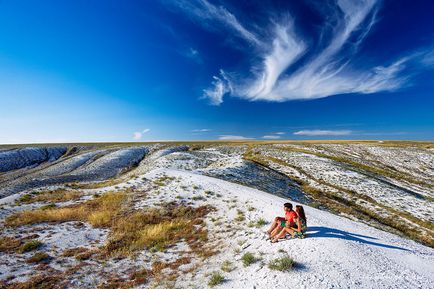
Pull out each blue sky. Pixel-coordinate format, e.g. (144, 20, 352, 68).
(0, 0, 433, 143)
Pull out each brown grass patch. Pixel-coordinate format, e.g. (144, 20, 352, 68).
(6, 191, 214, 256)
(16, 189, 83, 205)
(6, 192, 125, 227)
(0, 236, 21, 252)
(5, 273, 65, 289)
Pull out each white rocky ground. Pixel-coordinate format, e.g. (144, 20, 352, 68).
(0, 142, 433, 288)
(0, 168, 433, 288)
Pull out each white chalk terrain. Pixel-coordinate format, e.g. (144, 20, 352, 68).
(0, 142, 433, 288)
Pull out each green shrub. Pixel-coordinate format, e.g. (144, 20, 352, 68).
(208, 271, 224, 287)
(268, 256, 294, 271)
(221, 260, 234, 272)
(234, 210, 245, 222)
(241, 252, 258, 267)
(19, 240, 42, 253)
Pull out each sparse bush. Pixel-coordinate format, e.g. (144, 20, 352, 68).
(26, 252, 50, 263)
(208, 271, 224, 287)
(241, 252, 258, 267)
(19, 240, 42, 253)
(221, 260, 234, 272)
(256, 218, 266, 227)
(268, 256, 294, 271)
(234, 209, 245, 222)
(248, 218, 266, 228)
(204, 190, 215, 196)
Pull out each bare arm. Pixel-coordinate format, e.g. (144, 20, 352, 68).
(296, 217, 302, 232)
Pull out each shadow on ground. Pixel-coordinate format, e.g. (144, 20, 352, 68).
(307, 226, 410, 251)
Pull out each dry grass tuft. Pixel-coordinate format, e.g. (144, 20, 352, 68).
(26, 252, 51, 264)
(5, 273, 64, 289)
(6, 192, 125, 227)
(0, 236, 21, 252)
(16, 189, 83, 204)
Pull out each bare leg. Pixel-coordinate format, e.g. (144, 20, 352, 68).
(284, 227, 296, 238)
(270, 226, 283, 239)
(271, 227, 295, 242)
(267, 217, 281, 234)
(275, 228, 288, 240)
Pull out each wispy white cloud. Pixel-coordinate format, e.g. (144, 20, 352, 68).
(262, 135, 281, 139)
(274, 132, 285, 135)
(218, 135, 253, 140)
(192, 128, 211, 132)
(132, 128, 151, 140)
(203, 70, 232, 105)
(169, 0, 434, 104)
(168, 0, 260, 45)
(293, 130, 352, 136)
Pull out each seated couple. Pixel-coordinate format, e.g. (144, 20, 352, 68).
(267, 203, 307, 243)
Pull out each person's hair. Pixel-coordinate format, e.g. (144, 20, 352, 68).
(296, 205, 306, 222)
(284, 203, 293, 210)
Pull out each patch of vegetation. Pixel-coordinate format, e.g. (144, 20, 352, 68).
(268, 256, 294, 271)
(6, 192, 125, 227)
(5, 274, 63, 289)
(7, 191, 215, 257)
(221, 260, 235, 272)
(234, 209, 245, 222)
(241, 252, 258, 267)
(248, 218, 266, 228)
(16, 189, 83, 205)
(40, 203, 57, 210)
(26, 252, 50, 263)
(237, 239, 246, 246)
(208, 271, 224, 287)
(247, 206, 256, 212)
(204, 190, 215, 196)
(18, 240, 42, 253)
(153, 176, 174, 186)
(0, 236, 21, 252)
(62, 247, 89, 257)
(192, 195, 206, 201)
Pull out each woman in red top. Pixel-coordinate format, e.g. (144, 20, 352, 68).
(267, 203, 297, 240)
